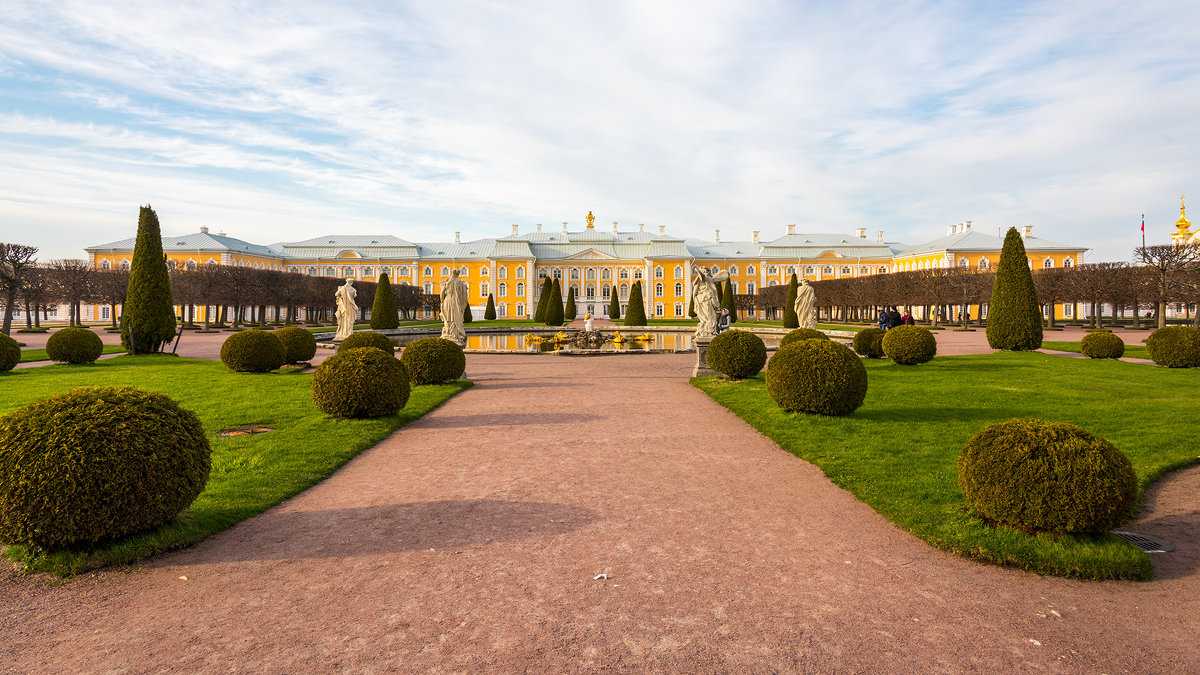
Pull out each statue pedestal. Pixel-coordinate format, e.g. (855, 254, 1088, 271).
(692, 336, 715, 377)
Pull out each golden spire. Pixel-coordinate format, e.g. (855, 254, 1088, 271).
(1177, 194, 1192, 232)
(585, 210, 595, 229)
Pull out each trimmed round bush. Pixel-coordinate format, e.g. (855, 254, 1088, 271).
(779, 328, 829, 348)
(401, 337, 466, 384)
(0, 333, 19, 372)
(274, 326, 317, 364)
(852, 327, 886, 359)
(0, 386, 211, 549)
(707, 330, 767, 379)
(957, 419, 1136, 534)
(337, 331, 396, 355)
(220, 329, 285, 372)
(766, 340, 867, 416)
(882, 325, 937, 365)
(1080, 331, 1125, 359)
(1145, 326, 1200, 368)
(312, 347, 410, 418)
(45, 327, 104, 364)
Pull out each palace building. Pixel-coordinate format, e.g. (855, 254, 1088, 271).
(84, 211, 1087, 321)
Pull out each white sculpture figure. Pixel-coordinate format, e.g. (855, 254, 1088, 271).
(794, 279, 817, 329)
(334, 278, 358, 341)
(692, 265, 729, 340)
(440, 269, 469, 346)
(584, 311, 594, 332)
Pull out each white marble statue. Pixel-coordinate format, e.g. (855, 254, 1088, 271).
(794, 279, 817, 329)
(334, 278, 358, 341)
(440, 270, 469, 346)
(584, 312, 594, 332)
(692, 265, 729, 340)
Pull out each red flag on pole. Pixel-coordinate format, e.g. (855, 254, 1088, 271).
(1141, 213, 1146, 249)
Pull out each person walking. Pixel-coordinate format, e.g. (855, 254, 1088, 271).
(878, 307, 889, 331)
(716, 308, 731, 334)
(901, 309, 915, 326)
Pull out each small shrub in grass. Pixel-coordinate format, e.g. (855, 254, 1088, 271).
(337, 331, 396, 355)
(219, 329, 285, 372)
(45, 327, 104, 364)
(273, 326, 317, 364)
(0, 386, 210, 549)
(312, 347, 411, 418)
(1145, 326, 1200, 368)
(0, 333, 21, 372)
(957, 419, 1136, 534)
(1080, 331, 1125, 359)
(706, 330, 766, 379)
(766, 340, 867, 416)
(401, 337, 466, 384)
(882, 325, 937, 365)
(852, 328, 886, 358)
(779, 328, 828, 348)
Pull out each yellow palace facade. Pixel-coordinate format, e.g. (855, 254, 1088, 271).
(85, 212, 1087, 321)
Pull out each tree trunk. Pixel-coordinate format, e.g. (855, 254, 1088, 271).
(1158, 301, 1167, 329)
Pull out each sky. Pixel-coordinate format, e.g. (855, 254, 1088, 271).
(1, 1, 1198, 261)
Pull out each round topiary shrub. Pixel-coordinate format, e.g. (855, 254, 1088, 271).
(0, 386, 211, 549)
(1080, 331, 1125, 359)
(45, 327, 104, 364)
(882, 325, 937, 365)
(706, 330, 767, 379)
(337, 331, 396, 355)
(1145, 326, 1200, 368)
(852, 328, 886, 359)
(401, 337, 466, 384)
(312, 347, 411, 418)
(766, 340, 868, 416)
(779, 328, 829, 348)
(273, 326, 317, 364)
(957, 419, 1136, 534)
(220, 329, 285, 373)
(0, 333, 19, 372)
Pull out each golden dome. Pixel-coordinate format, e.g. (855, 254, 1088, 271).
(1177, 194, 1192, 232)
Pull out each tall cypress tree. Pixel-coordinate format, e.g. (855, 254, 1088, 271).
(564, 286, 577, 321)
(484, 293, 496, 320)
(624, 281, 647, 326)
(121, 205, 176, 353)
(783, 273, 799, 328)
(533, 277, 552, 322)
(722, 279, 738, 323)
(608, 290, 620, 320)
(370, 272, 399, 329)
(463, 303, 473, 323)
(545, 278, 565, 326)
(986, 227, 1044, 350)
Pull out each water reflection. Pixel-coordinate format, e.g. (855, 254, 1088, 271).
(457, 331, 782, 353)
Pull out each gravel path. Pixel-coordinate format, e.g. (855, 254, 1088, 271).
(1, 353, 1197, 672)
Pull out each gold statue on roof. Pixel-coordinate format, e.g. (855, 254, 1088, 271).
(586, 211, 595, 229)
(1177, 194, 1191, 232)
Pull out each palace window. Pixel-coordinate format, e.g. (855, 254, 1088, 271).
(516, 304, 524, 316)
(620, 283, 629, 299)
(423, 282, 432, 294)
(841, 266, 851, 275)
(823, 265, 833, 274)
(498, 303, 507, 317)
(978, 259, 989, 270)
(498, 267, 507, 278)
(553, 268, 562, 280)
(586, 286, 595, 298)
(959, 258, 969, 268)
(399, 266, 410, 276)
(674, 303, 683, 317)
(460, 266, 469, 276)
(1064, 258, 1074, 268)
(187, 260, 198, 271)
(634, 270, 643, 280)
(423, 266, 432, 276)
(674, 265, 683, 278)
(570, 268, 580, 280)
(655, 266, 663, 278)
(805, 266, 814, 275)
(100, 260, 110, 270)
(674, 282, 683, 296)
(586, 268, 596, 279)
(768, 280, 777, 286)
(571, 285, 579, 299)
(602, 268, 611, 280)
(307, 266, 316, 275)
(730, 265, 738, 276)
(655, 303, 664, 317)
(602, 284, 611, 299)
(860, 266, 869, 274)
(1065, 304, 1074, 317)
(441, 266, 449, 276)
(343, 266, 354, 277)
(499, 283, 507, 297)
(619, 269, 629, 279)
(747, 282, 756, 294)
(1043, 258, 1054, 269)
(517, 266, 525, 278)
(878, 266, 887, 274)
(363, 267, 372, 277)
(747, 265, 755, 275)
(480, 267, 488, 276)
(709, 267, 719, 275)
(655, 283, 664, 297)
(787, 266, 796, 275)
(767, 266, 777, 275)
(516, 283, 525, 296)
(481, 283, 489, 296)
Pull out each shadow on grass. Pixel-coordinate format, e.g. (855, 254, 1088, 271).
(853, 407, 1034, 423)
(177, 499, 597, 564)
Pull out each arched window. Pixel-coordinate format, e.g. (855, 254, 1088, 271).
(729, 265, 738, 276)
(423, 282, 432, 293)
(767, 266, 777, 275)
(460, 266, 468, 276)
(787, 266, 796, 275)
(709, 267, 718, 275)
(1064, 258, 1074, 268)
(586, 268, 596, 279)
(1043, 258, 1054, 269)
(100, 260, 111, 270)
(823, 265, 833, 274)
(570, 268, 579, 280)
(747, 265, 755, 275)
(498, 266, 507, 278)
(673, 265, 683, 278)
(516, 282, 525, 296)
(655, 303, 664, 317)
(841, 266, 851, 275)
(859, 266, 869, 274)
(423, 266, 432, 276)
(768, 280, 777, 286)
(307, 266, 315, 275)
(499, 283, 507, 297)
(619, 269, 629, 279)
(516, 266, 525, 278)
(959, 258, 969, 268)
(552, 268, 562, 279)
(805, 266, 814, 275)
(634, 270, 643, 280)
(343, 266, 353, 277)
(480, 282, 489, 296)
(602, 284, 611, 299)
(441, 266, 449, 276)
(655, 283, 664, 296)
(363, 267, 373, 277)
(620, 283, 629, 299)
(878, 266, 888, 274)
(978, 258, 989, 270)
(747, 282, 756, 294)
(325, 267, 335, 276)
(674, 303, 684, 317)
(654, 266, 663, 278)
(186, 260, 197, 271)
(674, 282, 683, 296)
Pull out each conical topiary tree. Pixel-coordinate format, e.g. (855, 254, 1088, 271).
(783, 273, 799, 328)
(463, 303, 473, 323)
(545, 278, 565, 326)
(564, 286, 577, 321)
(986, 227, 1043, 350)
(533, 277, 552, 322)
(121, 205, 176, 353)
(484, 293, 496, 320)
(608, 290, 620, 320)
(370, 272, 399, 329)
(624, 281, 647, 326)
(722, 279, 738, 323)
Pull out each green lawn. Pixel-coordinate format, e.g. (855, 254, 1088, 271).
(1043, 340, 1150, 360)
(19, 344, 126, 363)
(694, 352, 1200, 580)
(0, 356, 468, 575)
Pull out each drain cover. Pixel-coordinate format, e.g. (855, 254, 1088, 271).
(218, 424, 274, 438)
(1113, 530, 1174, 553)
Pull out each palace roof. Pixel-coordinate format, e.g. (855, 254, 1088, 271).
(899, 228, 1081, 256)
(86, 230, 278, 257)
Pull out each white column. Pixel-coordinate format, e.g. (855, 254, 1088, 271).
(525, 259, 534, 316)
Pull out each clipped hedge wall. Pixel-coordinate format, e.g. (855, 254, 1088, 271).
(766, 340, 867, 416)
(337, 331, 396, 355)
(273, 326, 317, 364)
(1080, 331, 1125, 359)
(852, 327, 886, 359)
(46, 327, 104, 364)
(220, 329, 285, 372)
(312, 347, 411, 419)
(1145, 326, 1200, 368)
(779, 328, 829, 348)
(957, 419, 1136, 534)
(0, 333, 22, 372)
(0, 386, 211, 549)
(706, 330, 766, 379)
(401, 337, 466, 384)
(882, 325, 937, 365)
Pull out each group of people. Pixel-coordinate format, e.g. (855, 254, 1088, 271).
(877, 306, 915, 331)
